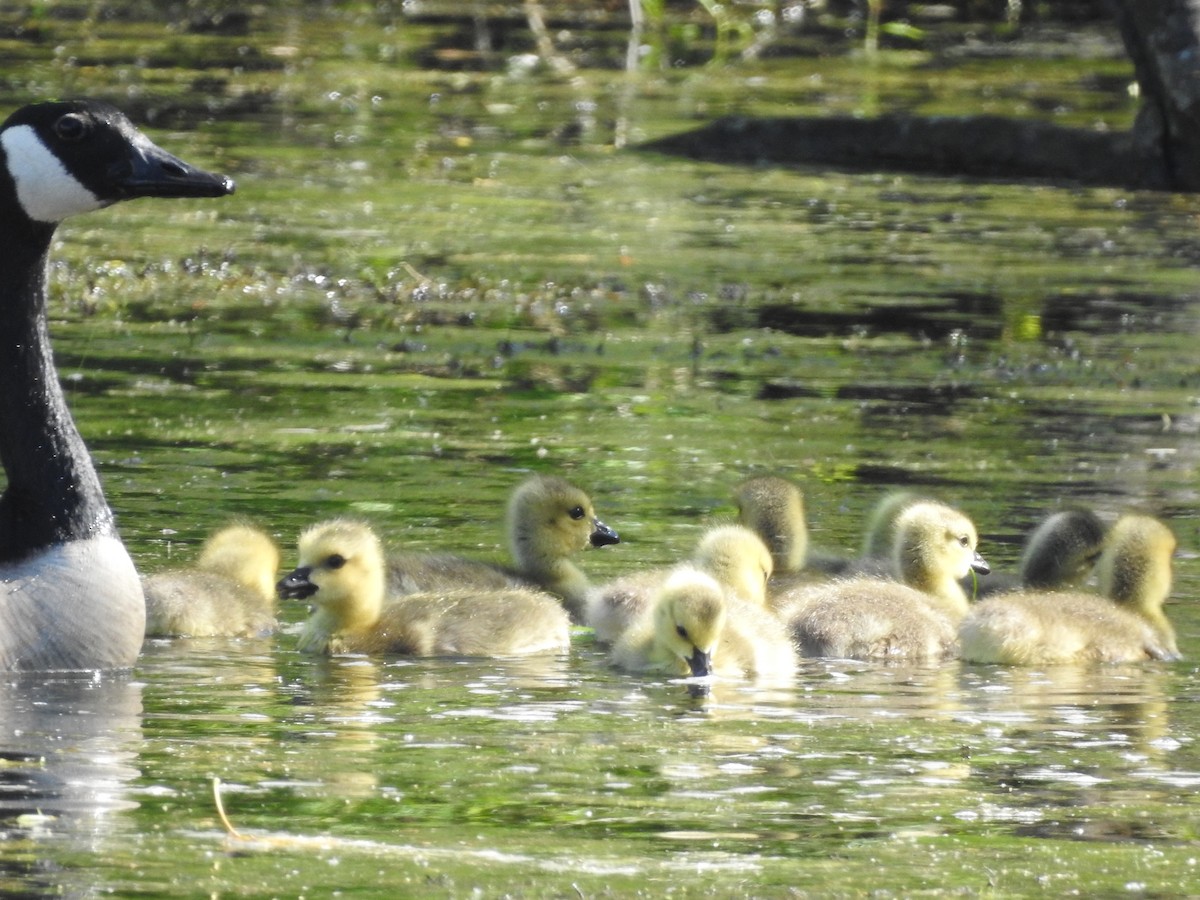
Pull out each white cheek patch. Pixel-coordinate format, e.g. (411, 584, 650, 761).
(1, 125, 103, 223)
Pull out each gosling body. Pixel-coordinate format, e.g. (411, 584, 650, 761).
(280, 519, 570, 658)
(143, 524, 280, 638)
(960, 514, 1178, 665)
(586, 524, 772, 645)
(609, 566, 796, 680)
(789, 501, 988, 661)
(388, 474, 618, 622)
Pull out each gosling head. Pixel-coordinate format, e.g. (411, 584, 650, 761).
(861, 490, 923, 559)
(653, 568, 727, 677)
(506, 475, 619, 566)
(894, 501, 989, 587)
(1097, 514, 1176, 612)
(1018, 508, 1107, 589)
(197, 523, 281, 603)
(734, 475, 807, 572)
(277, 519, 386, 629)
(693, 524, 773, 606)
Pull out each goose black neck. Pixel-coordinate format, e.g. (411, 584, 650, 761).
(0, 220, 115, 561)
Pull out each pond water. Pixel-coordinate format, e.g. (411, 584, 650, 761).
(2, 3, 1200, 896)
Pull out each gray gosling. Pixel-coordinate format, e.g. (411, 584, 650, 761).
(788, 501, 989, 661)
(279, 519, 570, 658)
(586, 524, 772, 645)
(143, 524, 280, 638)
(959, 514, 1178, 665)
(969, 508, 1106, 598)
(609, 566, 796, 680)
(388, 474, 618, 623)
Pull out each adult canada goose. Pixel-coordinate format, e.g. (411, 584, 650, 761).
(387, 474, 619, 623)
(609, 566, 796, 680)
(585, 524, 772, 645)
(279, 519, 571, 658)
(959, 514, 1179, 665)
(143, 524, 280, 637)
(787, 501, 989, 661)
(0, 100, 233, 670)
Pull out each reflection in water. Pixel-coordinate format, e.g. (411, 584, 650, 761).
(954, 663, 1179, 846)
(958, 663, 1172, 756)
(0, 672, 143, 897)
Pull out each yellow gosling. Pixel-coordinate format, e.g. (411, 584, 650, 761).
(860, 490, 925, 561)
(693, 525, 773, 606)
(387, 474, 619, 623)
(960, 514, 1179, 665)
(143, 524, 280, 638)
(788, 501, 988, 661)
(735, 474, 852, 578)
(734, 475, 807, 573)
(609, 566, 796, 680)
(586, 525, 772, 645)
(280, 519, 570, 658)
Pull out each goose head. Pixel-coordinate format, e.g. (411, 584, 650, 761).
(734, 475, 807, 572)
(278, 520, 385, 632)
(692, 524, 773, 606)
(893, 501, 989, 591)
(506, 475, 619, 569)
(197, 524, 281, 604)
(1, 100, 233, 227)
(652, 567, 727, 677)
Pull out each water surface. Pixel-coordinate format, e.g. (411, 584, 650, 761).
(1, 4, 1198, 896)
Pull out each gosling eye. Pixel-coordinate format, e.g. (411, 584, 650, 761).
(676, 625, 688, 639)
(568, 505, 586, 520)
(958, 535, 971, 548)
(326, 554, 347, 570)
(53, 112, 90, 143)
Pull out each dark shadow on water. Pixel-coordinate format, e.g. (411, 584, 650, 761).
(641, 115, 1170, 192)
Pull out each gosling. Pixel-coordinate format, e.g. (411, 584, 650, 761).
(969, 508, 1106, 598)
(734, 475, 853, 578)
(609, 566, 796, 680)
(143, 524, 280, 638)
(388, 474, 619, 622)
(787, 501, 988, 661)
(279, 519, 570, 658)
(959, 514, 1178, 665)
(586, 524, 772, 645)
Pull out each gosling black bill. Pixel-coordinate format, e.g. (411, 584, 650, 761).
(971, 551, 990, 576)
(278, 567, 318, 601)
(589, 518, 620, 548)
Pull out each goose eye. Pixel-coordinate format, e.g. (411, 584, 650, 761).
(958, 535, 971, 547)
(568, 505, 585, 520)
(675, 625, 688, 639)
(54, 113, 90, 143)
(326, 554, 347, 570)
